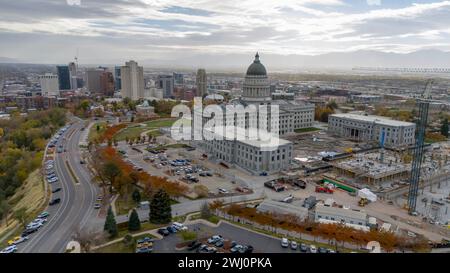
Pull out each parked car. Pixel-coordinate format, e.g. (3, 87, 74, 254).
(0, 245, 17, 253)
(136, 247, 151, 253)
(309, 245, 317, 253)
(318, 247, 328, 253)
(52, 188, 62, 193)
(230, 244, 245, 253)
(197, 244, 208, 253)
(167, 226, 177, 233)
(94, 203, 101, 209)
(244, 245, 254, 253)
(218, 188, 229, 194)
(188, 240, 202, 251)
(290, 241, 298, 250)
(281, 238, 289, 248)
(8, 236, 28, 246)
(38, 211, 49, 218)
(172, 222, 188, 231)
(215, 239, 224, 248)
(299, 243, 308, 252)
(49, 198, 61, 206)
(21, 227, 38, 237)
(158, 228, 170, 236)
(206, 247, 217, 253)
(207, 235, 223, 244)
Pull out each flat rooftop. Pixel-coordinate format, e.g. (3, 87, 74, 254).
(331, 113, 415, 127)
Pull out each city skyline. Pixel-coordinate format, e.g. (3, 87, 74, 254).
(1, 0, 450, 68)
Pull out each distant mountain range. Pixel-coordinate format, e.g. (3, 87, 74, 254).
(0, 57, 20, 63)
(2, 49, 450, 71)
(141, 49, 450, 71)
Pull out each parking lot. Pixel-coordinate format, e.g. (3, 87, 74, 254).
(153, 221, 328, 253)
(117, 142, 250, 198)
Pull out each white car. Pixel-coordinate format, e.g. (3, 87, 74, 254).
(290, 241, 298, 250)
(281, 238, 289, 248)
(0, 245, 17, 253)
(218, 188, 229, 194)
(26, 221, 43, 229)
(207, 235, 223, 244)
(172, 222, 188, 231)
(309, 245, 317, 253)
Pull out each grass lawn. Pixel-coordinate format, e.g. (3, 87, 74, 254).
(0, 170, 46, 246)
(189, 213, 220, 224)
(294, 127, 321, 133)
(113, 118, 176, 141)
(94, 233, 156, 253)
(94, 241, 134, 253)
(114, 125, 146, 141)
(88, 122, 107, 142)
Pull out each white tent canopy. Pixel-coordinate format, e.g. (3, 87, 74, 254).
(358, 188, 377, 202)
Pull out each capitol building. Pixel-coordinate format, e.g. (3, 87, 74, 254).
(198, 53, 315, 174)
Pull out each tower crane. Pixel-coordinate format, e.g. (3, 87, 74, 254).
(407, 79, 433, 214)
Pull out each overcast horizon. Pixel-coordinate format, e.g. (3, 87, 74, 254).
(1, 0, 450, 69)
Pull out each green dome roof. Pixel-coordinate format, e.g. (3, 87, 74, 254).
(246, 52, 267, 76)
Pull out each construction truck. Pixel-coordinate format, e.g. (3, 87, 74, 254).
(315, 186, 333, 194)
(358, 198, 369, 207)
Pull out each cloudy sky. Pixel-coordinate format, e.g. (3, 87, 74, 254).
(1, 0, 450, 66)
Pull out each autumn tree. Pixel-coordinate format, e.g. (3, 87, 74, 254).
(103, 161, 122, 193)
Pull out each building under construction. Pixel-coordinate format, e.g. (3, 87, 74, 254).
(332, 151, 410, 185)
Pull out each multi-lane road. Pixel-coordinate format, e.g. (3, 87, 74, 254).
(19, 118, 102, 253)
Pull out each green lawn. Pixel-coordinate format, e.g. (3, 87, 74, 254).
(94, 233, 156, 253)
(145, 119, 176, 128)
(294, 127, 322, 133)
(114, 118, 176, 141)
(88, 122, 107, 142)
(190, 213, 220, 224)
(94, 241, 134, 253)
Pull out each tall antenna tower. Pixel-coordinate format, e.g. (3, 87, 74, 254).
(74, 48, 79, 70)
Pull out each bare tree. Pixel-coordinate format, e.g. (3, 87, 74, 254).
(72, 227, 107, 253)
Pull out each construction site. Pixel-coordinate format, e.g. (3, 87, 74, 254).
(331, 150, 410, 186)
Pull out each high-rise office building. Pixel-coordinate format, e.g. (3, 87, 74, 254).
(100, 71, 115, 97)
(196, 68, 207, 97)
(56, 65, 71, 90)
(39, 73, 59, 96)
(68, 62, 78, 90)
(173, 72, 184, 85)
(120, 60, 144, 100)
(114, 66, 122, 91)
(86, 68, 104, 94)
(158, 75, 174, 98)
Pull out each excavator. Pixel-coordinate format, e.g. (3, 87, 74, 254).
(358, 198, 369, 207)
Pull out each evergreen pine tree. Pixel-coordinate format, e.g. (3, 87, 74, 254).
(441, 118, 449, 138)
(132, 189, 141, 204)
(104, 206, 118, 237)
(149, 189, 172, 224)
(128, 209, 141, 231)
